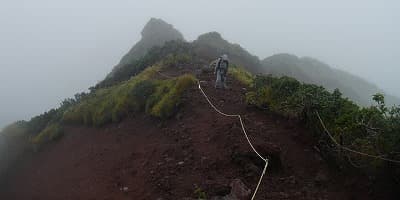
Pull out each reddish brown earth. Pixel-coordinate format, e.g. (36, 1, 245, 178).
(0, 67, 394, 199)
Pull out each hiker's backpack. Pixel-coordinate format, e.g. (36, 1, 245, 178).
(217, 58, 229, 73)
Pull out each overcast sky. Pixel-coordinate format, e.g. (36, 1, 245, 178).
(0, 0, 399, 129)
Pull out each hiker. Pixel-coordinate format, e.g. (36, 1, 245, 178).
(211, 54, 229, 89)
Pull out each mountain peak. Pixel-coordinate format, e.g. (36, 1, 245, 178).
(141, 18, 183, 40)
(197, 31, 223, 40)
(111, 18, 184, 71)
(195, 32, 227, 46)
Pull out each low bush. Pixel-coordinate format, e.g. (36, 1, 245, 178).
(97, 40, 193, 88)
(229, 65, 254, 87)
(63, 64, 196, 126)
(148, 74, 196, 118)
(31, 123, 63, 149)
(237, 72, 400, 178)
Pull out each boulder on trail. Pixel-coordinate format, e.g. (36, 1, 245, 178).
(226, 179, 251, 200)
(207, 179, 251, 200)
(314, 170, 330, 185)
(231, 142, 283, 176)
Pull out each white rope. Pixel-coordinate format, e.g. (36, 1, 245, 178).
(251, 160, 269, 200)
(198, 81, 269, 200)
(198, 82, 267, 162)
(155, 70, 269, 199)
(315, 111, 400, 164)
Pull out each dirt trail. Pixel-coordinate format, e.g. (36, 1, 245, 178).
(0, 67, 389, 199)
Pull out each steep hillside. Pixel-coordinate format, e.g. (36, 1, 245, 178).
(1, 64, 389, 200)
(107, 18, 184, 78)
(261, 54, 400, 106)
(1, 18, 399, 200)
(97, 40, 193, 88)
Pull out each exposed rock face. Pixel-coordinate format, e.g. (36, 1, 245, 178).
(109, 18, 184, 76)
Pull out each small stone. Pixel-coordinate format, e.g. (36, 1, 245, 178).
(165, 157, 173, 162)
(178, 161, 185, 165)
(279, 192, 289, 198)
(226, 179, 251, 200)
(314, 170, 329, 185)
(294, 191, 302, 197)
(288, 176, 296, 184)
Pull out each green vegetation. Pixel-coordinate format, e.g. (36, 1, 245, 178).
(63, 65, 160, 126)
(31, 123, 63, 149)
(99, 40, 193, 88)
(1, 97, 77, 145)
(1, 46, 197, 162)
(244, 74, 400, 177)
(3, 19, 398, 189)
(229, 65, 254, 87)
(63, 64, 196, 126)
(194, 187, 207, 200)
(148, 74, 196, 118)
(0, 48, 197, 179)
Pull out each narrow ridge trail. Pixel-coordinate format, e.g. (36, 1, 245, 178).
(0, 66, 381, 199)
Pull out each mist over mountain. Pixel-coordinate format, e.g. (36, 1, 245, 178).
(261, 54, 400, 106)
(1, 16, 400, 199)
(119, 18, 184, 65)
(102, 18, 399, 107)
(193, 32, 263, 73)
(190, 30, 399, 106)
(1, 1, 400, 132)
(108, 18, 184, 78)
(1, 17, 400, 199)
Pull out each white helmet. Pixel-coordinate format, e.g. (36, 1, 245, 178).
(221, 54, 228, 61)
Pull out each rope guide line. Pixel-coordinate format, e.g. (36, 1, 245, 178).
(156, 70, 269, 199)
(316, 111, 400, 164)
(197, 81, 267, 162)
(197, 81, 269, 200)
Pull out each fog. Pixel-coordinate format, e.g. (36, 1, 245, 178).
(1, 0, 399, 129)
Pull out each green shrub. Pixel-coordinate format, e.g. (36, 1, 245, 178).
(149, 74, 196, 118)
(229, 65, 254, 87)
(63, 65, 160, 126)
(31, 123, 63, 148)
(194, 187, 207, 200)
(162, 53, 192, 67)
(244, 74, 400, 175)
(63, 63, 196, 126)
(97, 40, 193, 88)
